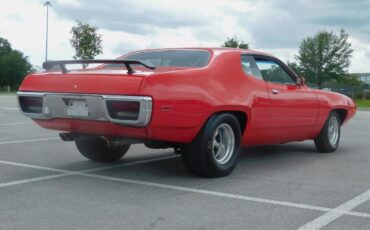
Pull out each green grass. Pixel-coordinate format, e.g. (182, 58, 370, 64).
(355, 99, 370, 108)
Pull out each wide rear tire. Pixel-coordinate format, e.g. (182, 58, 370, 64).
(75, 136, 130, 162)
(181, 113, 241, 177)
(314, 112, 341, 153)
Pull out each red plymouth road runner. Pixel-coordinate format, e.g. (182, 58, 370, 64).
(17, 48, 356, 177)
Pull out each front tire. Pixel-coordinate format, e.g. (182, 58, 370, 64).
(181, 113, 241, 177)
(314, 112, 341, 153)
(75, 136, 130, 162)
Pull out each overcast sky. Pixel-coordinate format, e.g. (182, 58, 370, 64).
(1, 0, 369, 72)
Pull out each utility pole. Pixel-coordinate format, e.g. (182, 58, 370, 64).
(44, 1, 52, 61)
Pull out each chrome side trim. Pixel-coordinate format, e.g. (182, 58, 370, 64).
(17, 92, 152, 127)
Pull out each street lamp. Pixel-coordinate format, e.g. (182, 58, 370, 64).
(44, 1, 52, 61)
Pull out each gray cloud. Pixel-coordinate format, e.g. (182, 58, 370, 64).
(229, 0, 370, 49)
(53, 0, 206, 35)
(111, 41, 141, 56)
(365, 51, 370, 59)
(52, 0, 370, 56)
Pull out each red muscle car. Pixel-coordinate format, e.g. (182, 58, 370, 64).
(17, 48, 356, 177)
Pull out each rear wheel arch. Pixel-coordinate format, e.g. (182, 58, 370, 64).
(206, 110, 248, 135)
(181, 112, 242, 177)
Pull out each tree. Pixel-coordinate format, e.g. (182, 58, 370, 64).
(70, 21, 103, 68)
(296, 29, 353, 88)
(287, 61, 303, 76)
(223, 35, 249, 49)
(0, 37, 32, 90)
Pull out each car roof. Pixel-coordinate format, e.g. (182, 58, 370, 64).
(127, 47, 275, 58)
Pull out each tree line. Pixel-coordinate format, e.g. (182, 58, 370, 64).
(0, 23, 364, 91)
(0, 22, 102, 91)
(0, 38, 32, 91)
(224, 30, 363, 89)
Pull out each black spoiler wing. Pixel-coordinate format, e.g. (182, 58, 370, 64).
(42, 59, 156, 74)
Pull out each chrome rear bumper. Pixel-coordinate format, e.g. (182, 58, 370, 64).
(17, 92, 152, 127)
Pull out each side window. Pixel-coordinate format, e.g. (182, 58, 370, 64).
(241, 55, 263, 79)
(254, 57, 294, 84)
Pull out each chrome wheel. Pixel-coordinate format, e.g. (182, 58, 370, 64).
(328, 116, 339, 148)
(181, 113, 241, 177)
(212, 123, 235, 165)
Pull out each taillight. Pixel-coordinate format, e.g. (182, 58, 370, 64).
(19, 96, 43, 113)
(106, 101, 140, 120)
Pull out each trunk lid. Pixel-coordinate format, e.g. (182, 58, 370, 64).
(19, 69, 147, 95)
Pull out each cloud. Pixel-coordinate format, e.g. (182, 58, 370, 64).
(51, 0, 370, 51)
(1, 0, 370, 72)
(225, 0, 370, 49)
(53, 0, 207, 35)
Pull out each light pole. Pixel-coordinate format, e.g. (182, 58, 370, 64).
(44, 1, 52, 61)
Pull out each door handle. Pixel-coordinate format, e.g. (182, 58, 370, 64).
(271, 89, 279, 94)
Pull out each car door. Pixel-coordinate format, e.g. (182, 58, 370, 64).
(240, 55, 271, 146)
(252, 55, 319, 143)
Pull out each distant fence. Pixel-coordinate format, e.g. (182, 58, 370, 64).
(0, 85, 19, 92)
(304, 83, 370, 99)
(322, 87, 370, 99)
(0, 86, 12, 92)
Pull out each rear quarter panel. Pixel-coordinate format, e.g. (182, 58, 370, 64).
(141, 51, 261, 143)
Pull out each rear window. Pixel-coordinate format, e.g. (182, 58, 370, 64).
(106, 50, 211, 68)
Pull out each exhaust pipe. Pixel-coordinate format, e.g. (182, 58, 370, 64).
(59, 133, 76, 141)
(100, 136, 111, 146)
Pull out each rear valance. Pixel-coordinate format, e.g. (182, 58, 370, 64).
(42, 59, 156, 74)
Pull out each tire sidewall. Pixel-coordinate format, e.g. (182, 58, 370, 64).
(202, 114, 241, 176)
(323, 112, 341, 152)
(75, 136, 130, 162)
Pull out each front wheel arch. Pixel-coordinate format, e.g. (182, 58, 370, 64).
(314, 111, 341, 153)
(332, 108, 347, 125)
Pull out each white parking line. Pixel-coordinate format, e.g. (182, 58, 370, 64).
(298, 189, 370, 230)
(0, 173, 74, 188)
(0, 158, 369, 219)
(0, 137, 59, 145)
(0, 107, 18, 110)
(77, 172, 370, 219)
(0, 155, 179, 188)
(0, 122, 33, 126)
(0, 155, 179, 175)
(0, 160, 73, 174)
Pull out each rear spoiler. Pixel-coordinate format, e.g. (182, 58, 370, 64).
(42, 59, 156, 74)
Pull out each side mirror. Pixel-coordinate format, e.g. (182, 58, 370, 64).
(297, 76, 306, 86)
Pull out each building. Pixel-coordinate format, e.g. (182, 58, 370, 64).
(353, 73, 370, 84)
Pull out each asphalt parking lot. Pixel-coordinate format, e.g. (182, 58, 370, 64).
(1, 95, 370, 230)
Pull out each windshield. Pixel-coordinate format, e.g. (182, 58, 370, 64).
(106, 50, 211, 68)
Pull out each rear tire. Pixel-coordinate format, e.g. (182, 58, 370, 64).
(314, 112, 341, 153)
(75, 136, 130, 162)
(181, 113, 241, 177)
